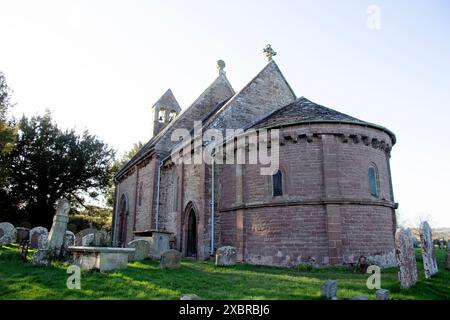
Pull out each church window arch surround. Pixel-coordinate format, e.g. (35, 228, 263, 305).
(268, 165, 287, 197)
(117, 193, 130, 246)
(368, 163, 380, 198)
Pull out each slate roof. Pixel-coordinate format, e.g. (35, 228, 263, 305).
(250, 96, 396, 143)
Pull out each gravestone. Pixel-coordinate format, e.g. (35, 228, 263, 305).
(322, 280, 338, 300)
(127, 239, 151, 261)
(215, 246, 237, 266)
(47, 198, 70, 259)
(160, 249, 182, 269)
(0, 222, 16, 245)
(74, 228, 98, 246)
(32, 233, 49, 266)
(445, 240, 450, 270)
(395, 228, 418, 289)
(419, 221, 438, 278)
(94, 230, 110, 247)
(29, 227, 48, 249)
(82, 233, 95, 246)
(61, 231, 75, 260)
(376, 289, 390, 300)
(15, 227, 30, 244)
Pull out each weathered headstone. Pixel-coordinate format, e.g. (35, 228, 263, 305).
(445, 240, 450, 270)
(15, 227, 30, 244)
(160, 249, 182, 269)
(419, 221, 438, 278)
(395, 228, 418, 289)
(74, 228, 98, 246)
(322, 280, 338, 300)
(127, 239, 151, 261)
(0, 222, 17, 245)
(93, 230, 110, 247)
(61, 230, 75, 260)
(32, 233, 49, 266)
(376, 289, 390, 300)
(29, 227, 48, 249)
(215, 246, 237, 266)
(82, 233, 95, 246)
(47, 198, 70, 259)
(180, 294, 200, 300)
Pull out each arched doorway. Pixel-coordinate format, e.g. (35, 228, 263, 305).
(118, 194, 128, 247)
(186, 208, 197, 257)
(182, 202, 199, 258)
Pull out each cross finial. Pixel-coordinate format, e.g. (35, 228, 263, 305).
(217, 59, 226, 75)
(263, 44, 277, 61)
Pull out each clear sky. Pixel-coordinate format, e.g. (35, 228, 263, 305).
(1, 0, 449, 227)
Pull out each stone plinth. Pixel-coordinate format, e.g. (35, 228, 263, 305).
(69, 246, 135, 272)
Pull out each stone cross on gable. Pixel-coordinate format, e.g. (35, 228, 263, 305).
(217, 60, 226, 75)
(263, 44, 277, 61)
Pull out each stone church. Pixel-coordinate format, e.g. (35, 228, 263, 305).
(112, 47, 398, 267)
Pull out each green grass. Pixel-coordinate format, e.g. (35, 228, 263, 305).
(0, 244, 449, 300)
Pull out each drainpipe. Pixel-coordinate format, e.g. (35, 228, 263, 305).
(112, 177, 120, 246)
(155, 160, 164, 231)
(210, 151, 215, 257)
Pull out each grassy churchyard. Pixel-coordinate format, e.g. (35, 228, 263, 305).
(0, 244, 449, 300)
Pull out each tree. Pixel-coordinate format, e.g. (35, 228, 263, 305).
(7, 112, 115, 228)
(0, 72, 16, 187)
(106, 141, 143, 207)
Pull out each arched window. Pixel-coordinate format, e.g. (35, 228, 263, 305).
(158, 109, 166, 123)
(168, 110, 177, 122)
(368, 165, 379, 198)
(272, 169, 283, 196)
(138, 182, 143, 206)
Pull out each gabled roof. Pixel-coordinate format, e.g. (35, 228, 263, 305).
(251, 96, 396, 144)
(203, 60, 296, 133)
(152, 88, 181, 111)
(115, 73, 235, 179)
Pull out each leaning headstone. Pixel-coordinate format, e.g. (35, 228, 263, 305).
(74, 228, 98, 246)
(127, 239, 151, 261)
(160, 249, 182, 269)
(47, 198, 70, 259)
(395, 228, 418, 289)
(215, 246, 237, 266)
(322, 280, 338, 300)
(32, 233, 49, 266)
(180, 294, 200, 300)
(419, 221, 438, 278)
(29, 227, 48, 249)
(445, 240, 450, 270)
(82, 233, 95, 246)
(376, 289, 390, 300)
(0, 222, 17, 245)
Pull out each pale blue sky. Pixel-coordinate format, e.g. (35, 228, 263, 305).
(1, 0, 449, 227)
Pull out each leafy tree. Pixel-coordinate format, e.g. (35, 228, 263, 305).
(7, 112, 115, 228)
(106, 141, 143, 207)
(0, 72, 16, 187)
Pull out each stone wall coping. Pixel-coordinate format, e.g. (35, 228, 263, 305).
(68, 246, 135, 253)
